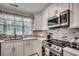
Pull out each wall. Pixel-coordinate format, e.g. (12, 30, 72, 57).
(49, 27, 79, 42)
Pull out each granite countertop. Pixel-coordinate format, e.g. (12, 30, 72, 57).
(0, 37, 36, 43)
(0, 37, 46, 43)
(63, 47, 79, 56)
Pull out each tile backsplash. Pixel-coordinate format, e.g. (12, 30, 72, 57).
(49, 27, 79, 42)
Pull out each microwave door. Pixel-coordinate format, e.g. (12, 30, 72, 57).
(48, 17, 60, 28)
(60, 10, 70, 26)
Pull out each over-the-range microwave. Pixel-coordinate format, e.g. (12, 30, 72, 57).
(48, 9, 70, 28)
(60, 10, 70, 26)
(48, 15, 60, 28)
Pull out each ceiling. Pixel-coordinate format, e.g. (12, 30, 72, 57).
(0, 3, 50, 14)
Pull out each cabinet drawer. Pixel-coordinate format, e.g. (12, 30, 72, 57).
(13, 41, 23, 47)
(23, 41, 30, 47)
(1, 42, 13, 48)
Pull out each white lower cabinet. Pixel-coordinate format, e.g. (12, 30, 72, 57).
(63, 51, 74, 56)
(1, 42, 13, 56)
(23, 40, 33, 56)
(63, 47, 79, 56)
(23, 40, 42, 56)
(32, 40, 42, 56)
(1, 41, 23, 56)
(1, 40, 42, 56)
(13, 41, 23, 56)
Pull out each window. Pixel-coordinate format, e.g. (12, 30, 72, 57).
(24, 18, 33, 35)
(24, 26, 32, 35)
(0, 18, 4, 34)
(6, 20, 15, 35)
(15, 26, 22, 35)
(0, 25, 4, 34)
(6, 25, 14, 35)
(15, 21, 23, 26)
(6, 20, 15, 25)
(7, 14, 14, 20)
(0, 12, 33, 36)
(0, 19, 4, 24)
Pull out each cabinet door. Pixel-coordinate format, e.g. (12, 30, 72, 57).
(32, 40, 42, 56)
(58, 3, 69, 13)
(42, 8, 48, 30)
(1, 42, 13, 56)
(23, 40, 33, 56)
(70, 3, 79, 28)
(69, 3, 73, 28)
(72, 3, 79, 27)
(13, 41, 23, 56)
(48, 4, 58, 18)
(33, 13, 42, 30)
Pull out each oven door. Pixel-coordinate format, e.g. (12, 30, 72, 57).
(50, 51, 58, 56)
(44, 47, 58, 56)
(50, 49, 62, 56)
(60, 10, 70, 26)
(45, 47, 50, 56)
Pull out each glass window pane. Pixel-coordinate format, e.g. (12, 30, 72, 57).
(24, 18, 32, 26)
(7, 14, 14, 20)
(23, 17, 27, 22)
(2, 13, 8, 20)
(15, 16, 23, 21)
(0, 12, 4, 19)
(15, 21, 23, 26)
(6, 25, 14, 35)
(0, 19, 4, 24)
(24, 18, 33, 35)
(24, 26, 32, 35)
(15, 26, 22, 35)
(6, 20, 15, 25)
(27, 18, 32, 22)
(24, 22, 32, 26)
(24, 27, 28, 35)
(0, 12, 2, 19)
(0, 25, 4, 34)
(24, 18, 32, 22)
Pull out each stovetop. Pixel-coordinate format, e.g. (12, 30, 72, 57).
(42, 39, 65, 54)
(43, 39, 69, 48)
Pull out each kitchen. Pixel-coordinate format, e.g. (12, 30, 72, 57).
(0, 3, 79, 56)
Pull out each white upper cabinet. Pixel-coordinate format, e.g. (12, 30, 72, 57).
(33, 3, 73, 30)
(33, 13, 42, 30)
(70, 3, 79, 28)
(48, 3, 58, 18)
(41, 8, 48, 30)
(58, 3, 70, 13)
(48, 3, 69, 18)
(33, 8, 48, 30)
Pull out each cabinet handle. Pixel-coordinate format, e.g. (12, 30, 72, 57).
(12, 47, 14, 52)
(12, 47, 15, 52)
(14, 47, 15, 52)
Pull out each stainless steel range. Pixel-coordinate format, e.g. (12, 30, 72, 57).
(42, 39, 68, 56)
